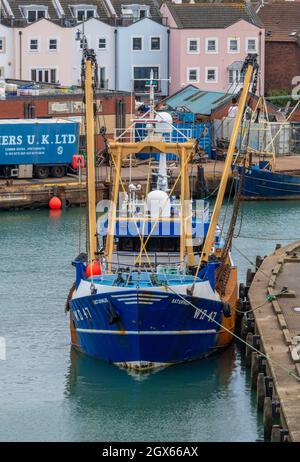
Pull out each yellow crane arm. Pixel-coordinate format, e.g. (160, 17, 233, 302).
(200, 57, 257, 264)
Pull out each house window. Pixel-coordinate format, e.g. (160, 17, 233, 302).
(98, 38, 106, 49)
(187, 39, 199, 53)
(229, 69, 243, 84)
(187, 68, 199, 83)
(132, 37, 143, 51)
(151, 37, 160, 51)
(80, 37, 88, 49)
(139, 9, 147, 19)
(206, 68, 217, 83)
(73, 6, 96, 21)
(27, 9, 46, 23)
(99, 67, 106, 89)
(48, 39, 58, 51)
(247, 38, 257, 53)
(206, 38, 217, 53)
(31, 68, 57, 83)
(0, 38, 5, 53)
(0, 67, 4, 78)
(29, 39, 39, 51)
(228, 38, 239, 53)
(133, 66, 159, 92)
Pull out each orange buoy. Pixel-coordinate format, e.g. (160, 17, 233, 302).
(49, 196, 62, 210)
(85, 260, 102, 278)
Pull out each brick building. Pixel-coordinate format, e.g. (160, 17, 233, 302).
(257, 2, 300, 94)
(0, 86, 133, 150)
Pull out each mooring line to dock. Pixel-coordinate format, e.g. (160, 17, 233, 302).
(166, 285, 300, 382)
(232, 243, 271, 280)
(234, 234, 300, 241)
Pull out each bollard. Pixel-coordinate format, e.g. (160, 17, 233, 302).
(271, 425, 281, 442)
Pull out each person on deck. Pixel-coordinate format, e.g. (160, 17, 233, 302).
(227, 97, 238, 118)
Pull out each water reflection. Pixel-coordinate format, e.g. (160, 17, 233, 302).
(63, 345, 261, 442)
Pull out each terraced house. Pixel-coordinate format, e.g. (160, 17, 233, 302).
(160, 1, 265, 94)
(0, 0, 265, 96)
(0, 0, 169, 96)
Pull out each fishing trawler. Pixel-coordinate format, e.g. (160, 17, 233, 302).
(67, 44, 258, 370)
(234, 160, 300, 199)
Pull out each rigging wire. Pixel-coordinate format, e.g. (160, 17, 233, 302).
(165, 284, 300, 382)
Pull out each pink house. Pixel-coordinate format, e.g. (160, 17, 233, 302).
(160, 1, 265, 95)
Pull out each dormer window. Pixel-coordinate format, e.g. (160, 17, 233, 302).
(121, 4, 150, 21)
(20, 5, 48, 22)
(71, 5, 97, 21)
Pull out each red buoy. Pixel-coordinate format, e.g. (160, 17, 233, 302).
(49, 196, 62, 210)
(86, 260, 102, 278)
(72, 155, 85, 170)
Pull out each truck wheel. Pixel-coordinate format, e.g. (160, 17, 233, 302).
(51, 166, 65, 178)
(35, 166, 49, 179)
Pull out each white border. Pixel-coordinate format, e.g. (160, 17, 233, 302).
(205, 37, 218, 54)
(29, 66, 59, 83)
(245, 37, 258, 53)
(149, 35, 161, 52)
(187, 67, 200, 84)
(187, 38, 200, 54)
(28, 37, 40, 52)
(131, 35, 143, 52)
(227, 37, 240, 54)
(205, 67, 218, 83)
(48, 37, 59, 53)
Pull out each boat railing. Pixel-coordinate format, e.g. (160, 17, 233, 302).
(99, 255, 186, 276)
(90, 260, 199, 287)
(115, 199, 210, 220)
(113, 126, 193, 144)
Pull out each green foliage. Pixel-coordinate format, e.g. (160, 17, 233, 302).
(267, 88, 294, 107)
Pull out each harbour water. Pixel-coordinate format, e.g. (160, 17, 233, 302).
(1, 201, 300, 442)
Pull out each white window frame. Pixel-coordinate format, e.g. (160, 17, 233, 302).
(71, 5, 97, 21)
(187, 67, 200, 84)
(0, 37, 6, 53)
(30, 66, 58, 83)
(22, 6, 48, 22)
(227, 37, 240, 54)
(205, 67, 218, 83)
(28, 37, 40, 52)
(97, 36, 107, 50)
(139, 7, 149, 19)
(131, 36, 143, 52)
(187, 38, 200, 54)
(246, 37, 258, 53)
(48, 37, 59, 52)
(205, 37, 218, 54)
(150, 36, 161, 51)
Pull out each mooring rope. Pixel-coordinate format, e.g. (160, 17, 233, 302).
(165, 284, 300, 382)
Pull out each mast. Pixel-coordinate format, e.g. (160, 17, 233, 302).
(83, 50, 98, 262)
(200, 55, 258, 264)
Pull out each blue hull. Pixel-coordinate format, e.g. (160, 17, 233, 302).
(236, 165, 300, 199)
(70, 289, 225, 369)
